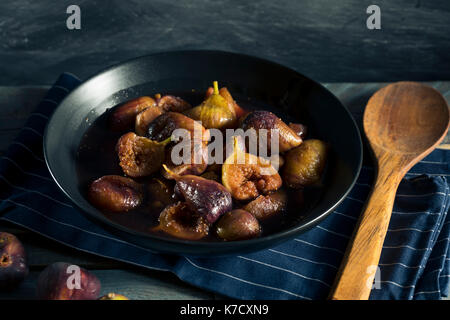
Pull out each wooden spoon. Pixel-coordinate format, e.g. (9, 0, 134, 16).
(330, 82, 450, 300)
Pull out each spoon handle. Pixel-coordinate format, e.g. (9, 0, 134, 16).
(329, 164, 402, 300)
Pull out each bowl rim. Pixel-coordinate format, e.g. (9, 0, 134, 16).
(43, 49, 363, 252)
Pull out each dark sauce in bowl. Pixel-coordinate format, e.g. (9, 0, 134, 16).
(76, 90, 325, 242)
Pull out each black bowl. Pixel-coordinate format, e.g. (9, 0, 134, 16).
(44, 50, 362, 255)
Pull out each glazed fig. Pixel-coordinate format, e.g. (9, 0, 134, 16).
(110, 96, 156, 131)
(36, 262, 101, 300)
(146, 112, 209, 178)
(243, 189, 287, 221)
(117, 132, 171, 177)
(222, 137, 282, 200)
(216, 210, 261, 241)
(164, 165, 232, 224)
(147, 112, 209, 142)
(135, 106, 165, 136)
(204, 86, 247, 118)
(99, 292, 129, 300)
(88, 175, 144, 212)
(0, 232, 28, 290)
(282, 139, 328, 188)
(241, 111, 302, 153)
(155, 202, 209, 240)
(184, 81, 237, 129)
(289, 123, 308, 139)
(215, 86, 248, 119)
(135, 94, 191, 136)
(156, 94, 192, 112)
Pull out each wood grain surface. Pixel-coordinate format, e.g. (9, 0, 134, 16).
(0, 0, 449, 85)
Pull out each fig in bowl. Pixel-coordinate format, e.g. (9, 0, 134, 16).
(166, 166, 233, 224)
(154, 202, 210, 240)
(184, 81, 238, 130)
(109, 96, 156, 132)
(222, 137, 282, 201)
(88, 175, 144, 212)
(240, 110, 302, 153)
(216, 209, 261, 241)
(282, 139, 328, 188)
(135, 94, 191, 136)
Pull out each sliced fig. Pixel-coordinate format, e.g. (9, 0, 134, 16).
(222, 137, 282, 200)
(155, 202, 209, 240)
(117, 132, 171, 177)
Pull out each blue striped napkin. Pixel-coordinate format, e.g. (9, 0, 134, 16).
(0, 73, 449, 300)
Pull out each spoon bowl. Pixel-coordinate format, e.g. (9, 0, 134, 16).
(365, 82, 449, 156)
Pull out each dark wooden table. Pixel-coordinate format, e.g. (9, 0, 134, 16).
(0, 82, 449, 299)
(1, 0, 449, 85)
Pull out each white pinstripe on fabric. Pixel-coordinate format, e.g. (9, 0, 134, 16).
(0, 174, 73, 207)
(184, 257, 312, 300)
(1, 156, 52, 181)
(9, 141, 45, 162)
(238, 256, 331, 288)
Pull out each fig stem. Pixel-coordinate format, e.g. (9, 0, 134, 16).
(213, 81, 219, 95)
(155, 93, 162, 100)
(162, 164, 178, 179)
(159, 137, 172, 147)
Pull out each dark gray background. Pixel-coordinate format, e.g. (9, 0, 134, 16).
(0, 0, 449, 85)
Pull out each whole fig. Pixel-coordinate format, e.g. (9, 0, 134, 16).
(109, 96, 156, 131)
(184, 81, 237, 130)
(240, 110, 302, 153)
(88, 175, 144, 212)
(0, 232, 28, 290)
(243, 189, 287, 220)
(216, 210, 261, 241)
(36, 262, 101, 300)
(165, 166, 232, 224)
(283, 139, 328, 188)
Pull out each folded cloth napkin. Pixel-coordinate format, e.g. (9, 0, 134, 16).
(0, 73, 449, 300)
